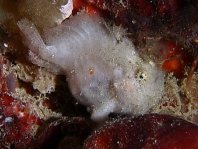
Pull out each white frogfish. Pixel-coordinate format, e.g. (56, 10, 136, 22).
(17, 13, 164, 121)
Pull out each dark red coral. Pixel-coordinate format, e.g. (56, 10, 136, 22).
(0, 55, 42, 148)
(84, 114, 198, 149)
(31, 117, 93, 149)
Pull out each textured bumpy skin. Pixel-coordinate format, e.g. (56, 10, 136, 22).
(17, 13, 164, 121)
